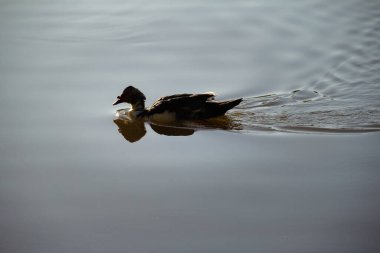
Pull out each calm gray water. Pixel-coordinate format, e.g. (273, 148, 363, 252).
(1, 0, 380, 252)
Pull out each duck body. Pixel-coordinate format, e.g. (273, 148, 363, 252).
(113, 86, 242, 123)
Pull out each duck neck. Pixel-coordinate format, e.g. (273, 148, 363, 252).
(131, 100, 146, 117)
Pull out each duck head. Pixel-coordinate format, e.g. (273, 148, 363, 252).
(113, 86, 146, 106)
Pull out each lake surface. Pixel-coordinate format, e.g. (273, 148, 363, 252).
(1, 0, 380, 252)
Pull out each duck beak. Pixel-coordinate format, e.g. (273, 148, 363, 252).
(112, 96, 122, 106)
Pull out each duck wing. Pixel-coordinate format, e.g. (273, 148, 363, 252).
(146, 92, 242, 120)
(147, 93, 215, 116)
(155, 93, 195, 102)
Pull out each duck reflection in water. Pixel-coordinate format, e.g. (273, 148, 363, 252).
(113, 109, 242, 143)
(112, 86, 243, 143)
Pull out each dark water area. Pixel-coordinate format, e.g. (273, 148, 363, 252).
(1, 0, 380, 252)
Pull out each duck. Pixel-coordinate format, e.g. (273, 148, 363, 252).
(113, 86, 242, 123)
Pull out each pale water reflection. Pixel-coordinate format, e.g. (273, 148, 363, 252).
(1, 0, 380, 252)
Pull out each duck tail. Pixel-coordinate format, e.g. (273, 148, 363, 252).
(218, 98, 243, 113)
(201, 98, 242, 119)
(222, 98, 243, 110)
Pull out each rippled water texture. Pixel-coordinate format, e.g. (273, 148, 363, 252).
(1, 0, 380, 134)
(1, 0, 380, 252)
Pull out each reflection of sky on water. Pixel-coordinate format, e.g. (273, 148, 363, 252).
(1, 0, 380, 252)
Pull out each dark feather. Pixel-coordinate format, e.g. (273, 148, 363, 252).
(146, 93, 241, 120)
(147, 93, 215, 114)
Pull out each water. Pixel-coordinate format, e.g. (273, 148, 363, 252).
(1, 0, 380, 252)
